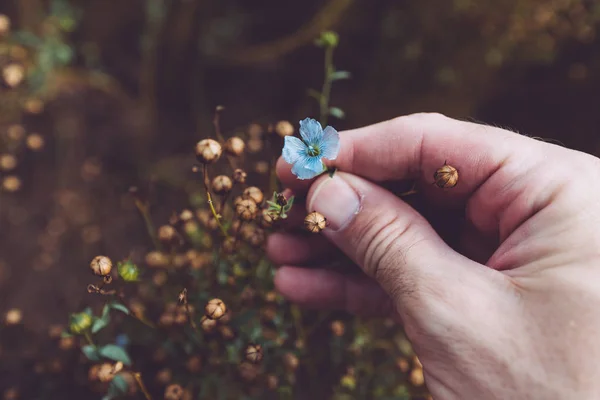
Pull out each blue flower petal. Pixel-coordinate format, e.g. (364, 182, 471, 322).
(299, 118, 323, 144)
(319, 126, 340, 160)
(291, 156, 325, 180)
(282, 136, 307, 164)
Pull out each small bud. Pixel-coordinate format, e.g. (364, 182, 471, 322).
(69, 311, 92, 334)
(275, 120, 294, 138)
(259, 209, 277, 228)
(2, 176, 21, 192)
(317, 31, 339, 48)
(245, 344, 263, 364)
(26, 134, 44, 151)
(221, 237, 238, 254)
(266, 374, 278, 390)
(0, 154, 17, 171)
(247, 123, 263, 139)
(158, 225, 178, 246)
(276, 192, 288, 206)
(238, 362, 260, 382)
(330, 320, 345, 336)
(200, 316, 217, 333)
(282, 352, 299, 372)
(195, 139, 222, 164)
(145, 251, 169, 268)
(409, 367, 425, 386)
(2, 64, 24, 88)
(236, 199, 257, 221)
(232, 168, 247, 184)
(433, 162, 458, 188)
(4, 308, 22, 325)
(243, 186, 264, 204)
(0, 14, 10, 35)
(205, 298, 226, 320)
(246, 138, 263, 153)
(164, 384, 184, 400)
(97, 362, 116, 383)
(225, 136, 245, 156)
(90, 255, 112, 276)
(117, 260, 139, 282)
(211, 175, 233, 195)
(304, 211, 327, 233)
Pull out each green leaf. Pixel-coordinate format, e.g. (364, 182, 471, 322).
(109, 302, 130, 315)
(329, 107, 346, 119)
(82, 345, 100, 361)
(99, 344, 132, 366)
(330, 70, 351, 81)
(307, 89, 323, 101)
(101, 304, 111, 319)
(91, 315, 110, 334)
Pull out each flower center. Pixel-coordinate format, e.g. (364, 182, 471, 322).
(307, 144, 320, 157)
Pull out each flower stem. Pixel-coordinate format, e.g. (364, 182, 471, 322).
(134, 199, 162, 251)
(319, 45, 335, 126)
(133, 372, 153, 400)
(83, 331, 94, 346)
(203, 164, 229, 238)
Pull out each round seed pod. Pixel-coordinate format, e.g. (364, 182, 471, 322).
(90, 255, 112, 276)
(232, 168, 247, 184)
(245, 344, 263, 364)
(164, 384, 184, 400)
(243, 186, 264, 204)
(195, 139, 222, 164)
(304, 211, 327, 233)
(433, 162, 458, 188)
(259, 209, 277, 228)
(200, 316, 217, 333)
(246, 138, 263, 153)
(330, 320, 345, 337)
(158, 225, 178, 246)
(275, 120, 294, 137)
(211, 175, 233, 195)
(205, 298, 226, 320)
(2, 64, 24, 88)
(225, 137, 245, 156)
(282, 352, 299, 372)
(26, 134, 44, 151)
(247, 228, 265, 248)
(2, 176, 21, 192)
(0, 154, 17, 171)
(236, 199, 257, 221)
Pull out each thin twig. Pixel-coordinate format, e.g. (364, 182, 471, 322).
(203, 164, 229, 237)
(134, 372, 153, 400)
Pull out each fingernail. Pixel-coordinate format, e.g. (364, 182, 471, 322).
(308, 174, 360, 231)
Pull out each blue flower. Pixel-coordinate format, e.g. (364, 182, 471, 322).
(282, 118, 340, 180)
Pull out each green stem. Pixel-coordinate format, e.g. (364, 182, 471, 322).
(135, 200, 162, 251)
(319, 45, 335, 126)
(83, 331, 94, 346)
(203, 164, 229, 238)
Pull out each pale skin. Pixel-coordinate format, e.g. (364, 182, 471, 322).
(267, 113, 600, 399)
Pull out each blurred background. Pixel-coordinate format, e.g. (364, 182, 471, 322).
(1, 0, 600, 398)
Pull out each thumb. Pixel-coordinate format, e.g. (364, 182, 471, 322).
(307, 171, 496, 320)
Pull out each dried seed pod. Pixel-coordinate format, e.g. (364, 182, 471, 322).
(186, 356, 202, 373)
(282, 352, 299, 372)
(330, 320, 345, 337)
(211, 175, 233, 195)
(219, 325, 235, 340)
(5, 309, 22, 325)
(97, 363, 116, 383)
(304, 211, 327, 233)
(243, 186, 264, 204)
(145, 251, 169, 268)
(225, 137, 245, 156)
(410, 367, 425, 386)
(158, 225, 178, 246)
(205, 298, 226, 320)
(26, 134, 44, 151)
(232, 168, 247, 184)
(164, 384, 184, 400)
(275, 120, 294, 137)
(236, 199, 257, 221)
(0, 14, 10, 35)
(221, 237, 238, 254)
(259, 209, 277, 228)
(396, 357, 410, 373)
(179, 209, 193, 222)
(247, 123, 263, 139)
(195, 139, 222, 164)
(247, 228, 265, 248)
(200, 316, 217, 333)
(245, 344, 263, 364)
(90, 255, 112, 276)
(0, 154, 17, 171)
(2, 64, 24, 88)
(433, 162, 458, 188)
(2, 176, 21, 192)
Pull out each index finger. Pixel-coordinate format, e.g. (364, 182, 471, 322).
(277, 112, 541, 201)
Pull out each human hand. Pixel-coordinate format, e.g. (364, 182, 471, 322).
(267, 113, 600, 399)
